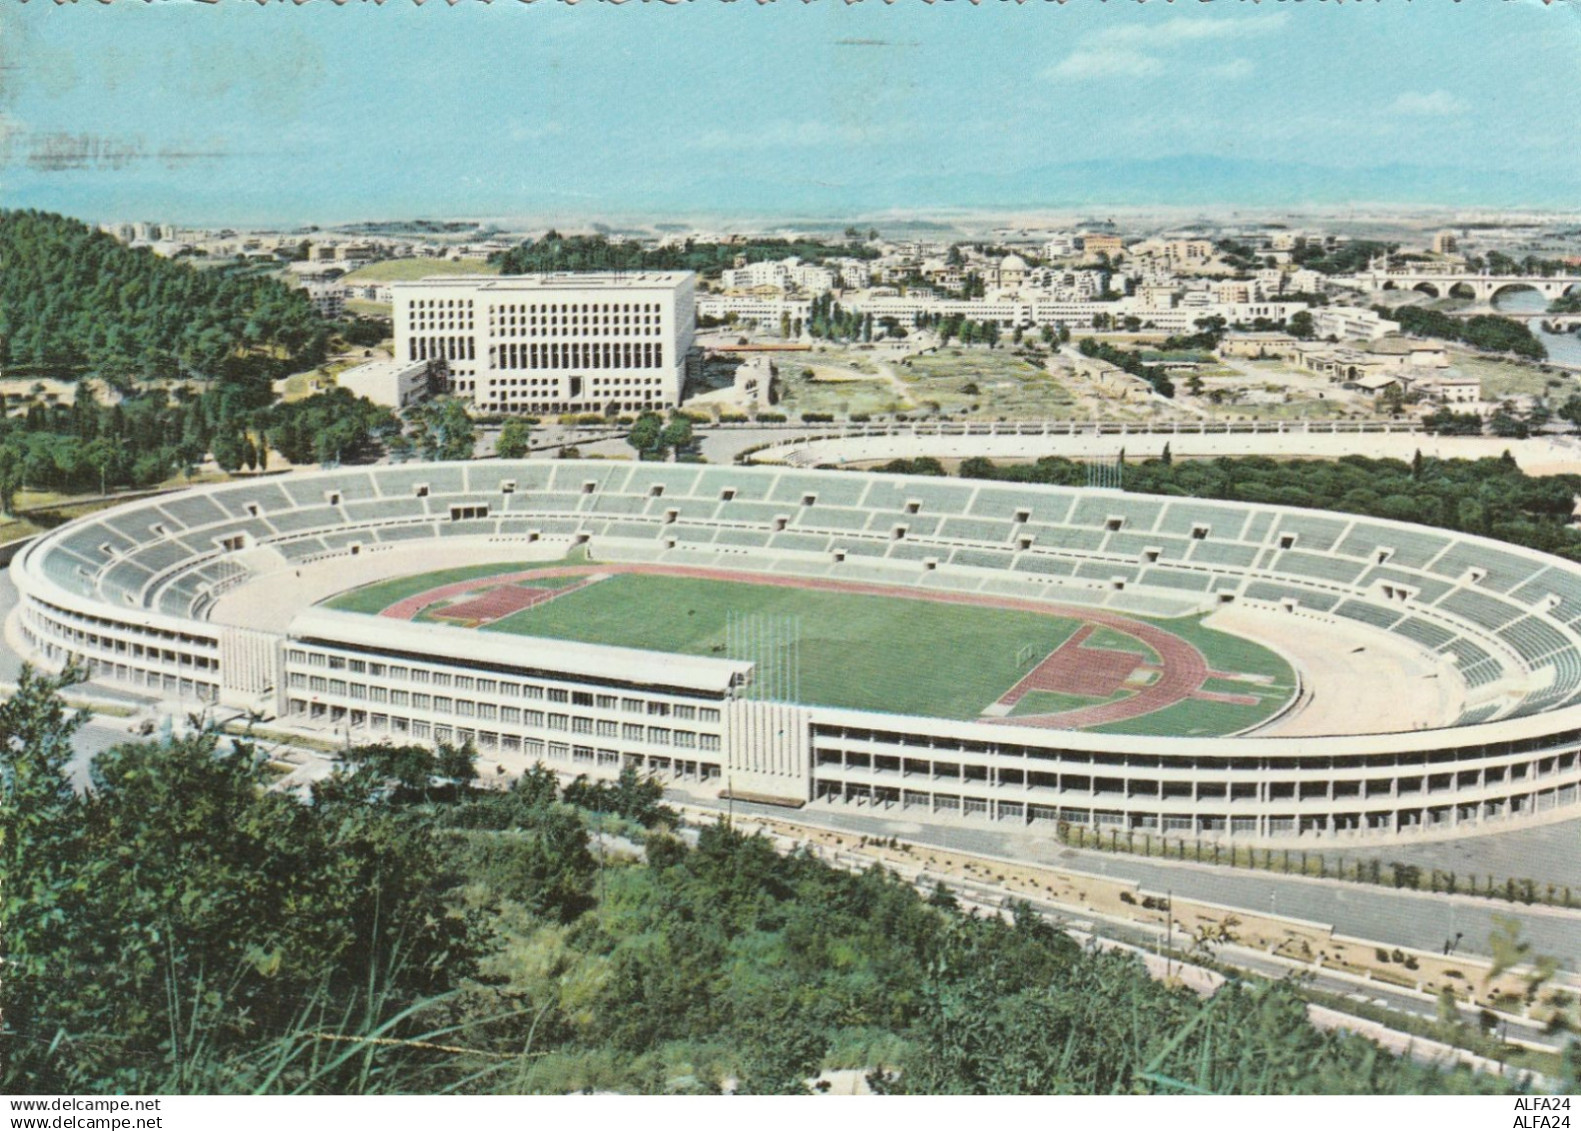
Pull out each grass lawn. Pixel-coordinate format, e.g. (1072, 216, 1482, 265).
(322, 553, 587, 615)
(341, 258, 497, 284)
(1449, 350, 1578, 401)
(1083, 625, 1159, 663)
(1167, 614, 1296, 685)
(482, 573, 1089, 720)
(1089, 696, 1277, 737)
(1008, 689, 1122, 718)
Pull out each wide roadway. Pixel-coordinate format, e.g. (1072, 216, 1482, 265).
(698, 792, 1581, 973)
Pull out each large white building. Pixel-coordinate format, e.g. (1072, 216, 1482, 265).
(392, 272, 696, 415)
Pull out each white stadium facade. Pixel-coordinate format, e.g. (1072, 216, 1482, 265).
(11, 460, 1581, 845)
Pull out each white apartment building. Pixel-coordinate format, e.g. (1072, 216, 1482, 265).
(830, 259, 874, 290)
(1311, 305, 1402, 342)
(303, 282, 347, 320)
(695, 295, 813, 327)
(1042, 234, 1078, 259)
(392, 272, 696, 415)
(722, 258, 837, 294)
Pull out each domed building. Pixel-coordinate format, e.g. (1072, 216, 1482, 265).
(993, 253, 1029, 292)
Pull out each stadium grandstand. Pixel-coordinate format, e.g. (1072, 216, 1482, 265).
(10, 461, 1581, 844)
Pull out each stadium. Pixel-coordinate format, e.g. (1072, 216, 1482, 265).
(10, 459, 1581, 844)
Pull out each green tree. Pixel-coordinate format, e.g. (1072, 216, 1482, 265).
(627, 411, 665, 459)
(495, 416, 532, 460)
(659, 414, 694, 455)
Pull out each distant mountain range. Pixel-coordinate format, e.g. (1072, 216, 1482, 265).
(662, 155, 1576, 215)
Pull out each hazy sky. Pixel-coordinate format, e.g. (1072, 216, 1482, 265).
(3, 0, 1579, 226)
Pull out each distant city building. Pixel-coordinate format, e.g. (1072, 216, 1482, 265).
(1041, 233, 1078, 259)
(1080, 233, 1125, 259)
(303, 282, 348, 320)
(990, 254, 1029, 292)
(1219, 332, 1299, 360)
(1432, 230, 1459, 256)
(695, 295, 813, 327)
(392, 272, 696, 415)
(1311, 305, 1401, 342)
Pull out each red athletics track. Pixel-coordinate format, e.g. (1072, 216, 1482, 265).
(375, 562, 1249, 731)
(430, 577, 600, 624)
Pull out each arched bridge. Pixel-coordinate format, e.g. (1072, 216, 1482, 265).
(1345, 268, 1581, 304)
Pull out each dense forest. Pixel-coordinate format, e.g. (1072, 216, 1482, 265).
(865, 453, 1581, 564)
(492, 232, 877, 277)
(0, 211, 329, 381)
(1377, 304, 1547, 360)
(1, 668, 1539, 1095)
(0, 383, 398, 510)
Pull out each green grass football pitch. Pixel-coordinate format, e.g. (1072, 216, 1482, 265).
(476, 573, 1294, 729)
(321, 566, 1295, 731)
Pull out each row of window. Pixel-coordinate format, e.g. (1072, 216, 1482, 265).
(287, 700, 722, 753)
(408, 319, 474, 332)
(410, 336, 476, 363)
(286, 650, 720, 721)
(489, 341, 665, 372)
(29, 605, 216, 671)
(491, 321, 659, 340)
(486, 302, 663, 315)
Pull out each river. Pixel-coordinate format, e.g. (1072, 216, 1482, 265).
(1489, 287, 1581, 367)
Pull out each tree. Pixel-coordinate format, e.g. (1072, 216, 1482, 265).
(0, 666, 89, 1091)
(627, 411, 664, 459)
(211, 428, 246, 474)
(0, 444, 24, 515)
(405, 397, 476, 461)
(659, 414, 694, 456)
(731, 986, 828, 1095)
(495, 416, 532, 460)
(1289, 310, 1316, 340)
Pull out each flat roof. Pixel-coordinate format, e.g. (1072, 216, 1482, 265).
(338, 359, 429, 380)
(288, 606, 750, 694)
(390, 272, 693, 291)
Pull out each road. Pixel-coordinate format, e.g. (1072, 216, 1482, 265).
(690, 794, 1581, 972)
(893, 858, 1562, 1055)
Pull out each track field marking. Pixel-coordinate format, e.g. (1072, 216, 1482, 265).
(369, 561, 1262, 732)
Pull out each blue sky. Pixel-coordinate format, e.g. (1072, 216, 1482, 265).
(2, 0, 1578, 226)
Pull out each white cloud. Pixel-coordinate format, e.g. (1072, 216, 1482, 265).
(1203, 58, 1256, 80)
(1094, 13, 1290, 48)
(1046, 49, 1164, 81)
(1388, 90, 1469, 116)
(1046, 14, 1281, 83)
